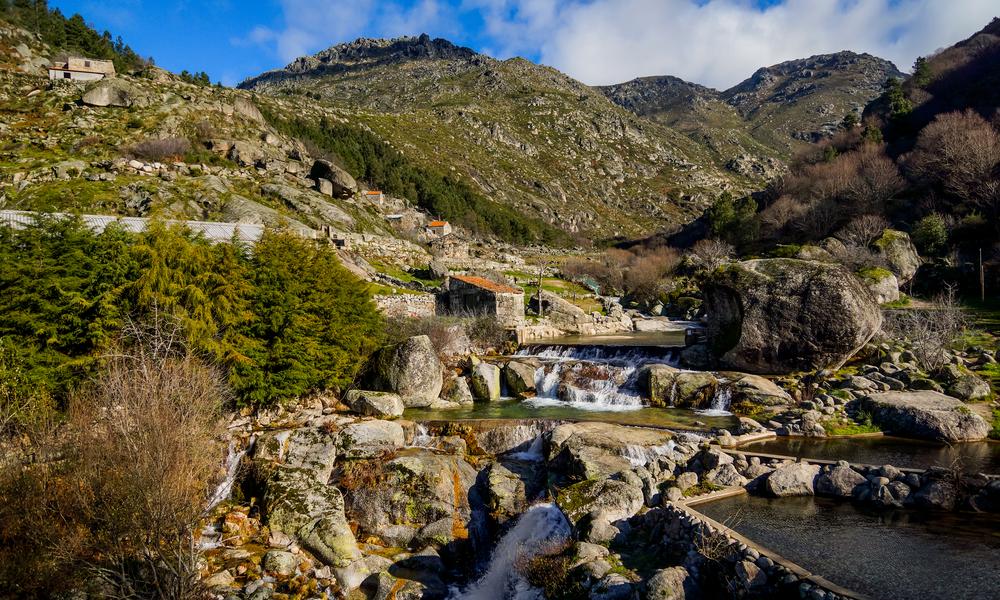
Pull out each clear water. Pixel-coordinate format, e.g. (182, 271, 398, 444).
(740, 436, 1000, 475)
(697, 495, 1000, 600)
(403, 399, 738, 431)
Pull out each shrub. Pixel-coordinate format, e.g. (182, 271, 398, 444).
(0, 321, 226, 599)
(690, 238, 734, 271)
(231, 232, 384, 406)
(126, 137, 192, 161)
(0, 342, 57, 441)
(882, 286, 968, 372)
(705, 192, 759, 246)
(911, 213, 949, 256)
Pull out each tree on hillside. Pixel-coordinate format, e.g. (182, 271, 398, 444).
(705, 192, 759, 247)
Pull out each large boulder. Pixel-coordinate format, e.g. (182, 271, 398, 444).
(642, 365, 718, 408)
(859, 391, 989, 442)
(529, 290, 588, 328)
(310, 159, 358, 198)
(365, 336, 443, 406)
(815, 463, 866, 498)
(645, 566, 689, 600)
(704, 259, 882, 374)
(81, 79, 144, 107)
(765, 462, 820, 497)
(873, 229, 920, 284)
(339, 450, 478, 545)
(557, 478, 644, 528)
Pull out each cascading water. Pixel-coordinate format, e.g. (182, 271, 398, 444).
(451, 503, 571, 600)
(519, 344, 677, 412)
(411, 423, 434, 447)
(200, 434, 255, 549)
(699, 386, 733, 417)
(507, 433, 545, 462)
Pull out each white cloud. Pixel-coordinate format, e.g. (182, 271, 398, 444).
(245, 0, 999, 88)
(511, 0, 1000, 88)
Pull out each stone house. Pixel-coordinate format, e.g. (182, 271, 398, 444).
(48, 56, 116, 81)
(426, 220, 452, 237)
(362, 190, 385, 202)
(447, 275, 524, 325)
(428, 233, 470, 259)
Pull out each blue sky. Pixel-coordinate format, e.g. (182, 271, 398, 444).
(49, 0, 999, 89)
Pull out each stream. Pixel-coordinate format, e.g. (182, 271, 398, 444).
(696, 494, 1000, 600)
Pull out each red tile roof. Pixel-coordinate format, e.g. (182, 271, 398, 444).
(428, 220, 449, 227)
(452, 275, 522, 294)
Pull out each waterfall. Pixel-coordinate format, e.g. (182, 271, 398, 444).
(412, 424, 434, 447)
(507, 433, 545, 462)
(207, 435, 254, 509)
(698, 386, 733, 417)
(452, 504, 571, 600)
(518, 344, 678, 366)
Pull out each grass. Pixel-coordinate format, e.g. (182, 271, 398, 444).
(682, 481, 723, 498)
(989, 408, 1000, 441)
(821, 410, 881, 436)
(881, 294, 912, 309)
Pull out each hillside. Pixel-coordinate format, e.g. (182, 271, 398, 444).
(602, 51, 902, 157)
(240, 35, 757, 240)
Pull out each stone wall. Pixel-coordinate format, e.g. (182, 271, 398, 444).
(345, 233, 431, 267)
(639, 501, 861, 599)
(495, 292, 525, 325)
(373, 293, 437, 319)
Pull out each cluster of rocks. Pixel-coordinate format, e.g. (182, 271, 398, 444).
(716, 453, 1000, 513)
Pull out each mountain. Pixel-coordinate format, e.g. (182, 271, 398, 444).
(602, 51, 903, 156)
(241, 35, 756, 240)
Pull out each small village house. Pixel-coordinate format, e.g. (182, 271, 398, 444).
(48, 56, 116, 81)
(362, 190, 385, 202)
(427, 220, 452, 237)
(447, 275, 524, 325)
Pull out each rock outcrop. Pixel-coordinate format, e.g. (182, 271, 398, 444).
(765, 462, 820, 497)
(364, 335, 443, 406)
(859, 391, 990, 442)
(703, 259, 882, 374)
(310, 159, 358, 198)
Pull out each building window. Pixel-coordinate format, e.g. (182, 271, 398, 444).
(63, 72, 71, 79)
(84, 61, 91, 67)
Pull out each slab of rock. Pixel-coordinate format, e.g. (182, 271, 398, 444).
(365, 335, 443, 405)
(704, 259, 881, 374)
(81, 79, 144, 107)
(547, 422, 675, 480)
(557, 478, 644, 526)
(343, 390, 405, 418)
(860, 391, 989, 442)
(765, 462, 820, 497)
(443, 376, 475, 405)
(336, 420, 405, 458)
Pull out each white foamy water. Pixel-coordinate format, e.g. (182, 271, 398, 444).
(507, 433, 545, 462)
(621, 440, 678, 467)
(411, 423, 434, 447)
(452, 503, 571, 600)
(696, 385, 734, 417)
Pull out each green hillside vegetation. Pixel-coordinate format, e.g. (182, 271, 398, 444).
(263, 109, 569, 245)
(0, 217, 383, 414)
(0, 0, 146, 72)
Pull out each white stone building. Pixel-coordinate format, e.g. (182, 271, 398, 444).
(48, 56, 116, 81)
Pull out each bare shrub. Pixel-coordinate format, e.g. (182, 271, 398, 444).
(906, 110, 1000, 207)
(882, 285, 969, 372)
(194, 120, 215, 141)
(690, 238, 734, 271)
(126, 137, 192, 162)
(758, 194, 808, 238)
(0, 318, 227, 599)
(837, 214, 891, 249)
